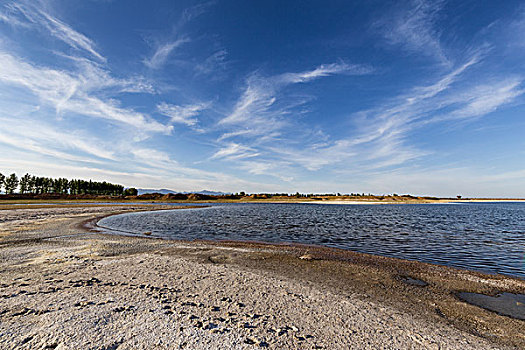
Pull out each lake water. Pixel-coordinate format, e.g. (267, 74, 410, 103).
(97, 202, 525, 279)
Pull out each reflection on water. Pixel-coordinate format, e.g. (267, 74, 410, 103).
(458, 292, 525, 320)
(98, 203, 525, 279)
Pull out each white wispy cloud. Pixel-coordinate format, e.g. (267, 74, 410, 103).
(208, 62, 374, 179)
(157, 101, 210, 127)
(128, 146, 281, 192)
(269, 140, 358, 172)
(237, 161, 294, 182)
(131, 148, 174, 164)
(2, 150, 286, 192)
(0, 53, 171, 133)
(0, 156, 153, 185)
(219, 74, 278, 126)
(0, 1, 252, 192)
(0, 116, 116, 163)
(257, 52, 524, 175)
(505, 7, 525, 48)
(49, 52, 156, 94)
(144, 38, 189, 69)
(144, 2, 217, 72)
(195, 49, 228, 76)
(375, 0, 449, 65)
(210, 143, 260, 161)
(69, 57, 156, 94)
(38, 11, 105, 62)
(181, 1, 216, 24)
(0, 8, 30, 27)
(353, 166, 525, 198)
(220, 62, 368, 128)
(4, 2, 105, 61)
(1, 0, 522, 196)
(427, 79, 524, 123)
(209, 62, 374, 177)
(407, 54, 482, 101)
(279, 62, 372, 84)
(0, 150, 236, 194)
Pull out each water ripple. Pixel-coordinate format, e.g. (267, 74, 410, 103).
(98, 203, 525, 279)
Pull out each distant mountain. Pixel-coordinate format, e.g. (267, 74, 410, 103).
(136, 188, 231, 196)
(136, 188, 176, 195)
(188, 190, 232, 196)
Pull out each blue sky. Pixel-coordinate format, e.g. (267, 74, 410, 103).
(0, 0, 524, 196)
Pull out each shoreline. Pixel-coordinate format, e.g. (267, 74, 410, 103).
(91, 207, 524, 281)
(1, 205, 523, 349)
(1, 198, 525, 207)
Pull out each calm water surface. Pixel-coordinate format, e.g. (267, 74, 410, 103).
(98, 203, 525, 279)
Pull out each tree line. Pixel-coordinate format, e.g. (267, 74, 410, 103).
(0, 172, 125, 196)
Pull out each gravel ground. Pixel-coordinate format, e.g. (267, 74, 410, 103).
(0, 205, 523, 349)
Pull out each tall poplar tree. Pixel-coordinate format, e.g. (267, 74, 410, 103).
(4, 173, 19, 194)
(0, 172, 4, 194)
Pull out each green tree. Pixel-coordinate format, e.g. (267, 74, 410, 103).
(19, 173, 31, 194)
(34, 176, 43, 194)
(123, 188, 138, 196)
(4, 173, 19, 194)
(60, 178, 70, 194)
(0, 172, 4, 194)
(0, 172, 126, 197)
(42, 177, 52, 193)
(27, 175, 36, 194)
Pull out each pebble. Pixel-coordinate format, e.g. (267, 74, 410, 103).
(299, 254, 314, 261)
(244, 337, 257, 345)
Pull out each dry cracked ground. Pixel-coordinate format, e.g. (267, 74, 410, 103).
(0, 205, 523, 349)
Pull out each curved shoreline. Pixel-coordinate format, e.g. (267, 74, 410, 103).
(88, 208, 525, 333)
(87, 208, 525, 290)
(89, 205, 525, 281)
(1, 205, 524, 349)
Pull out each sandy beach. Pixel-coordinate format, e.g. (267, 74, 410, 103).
(0, 205, 523, 349)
